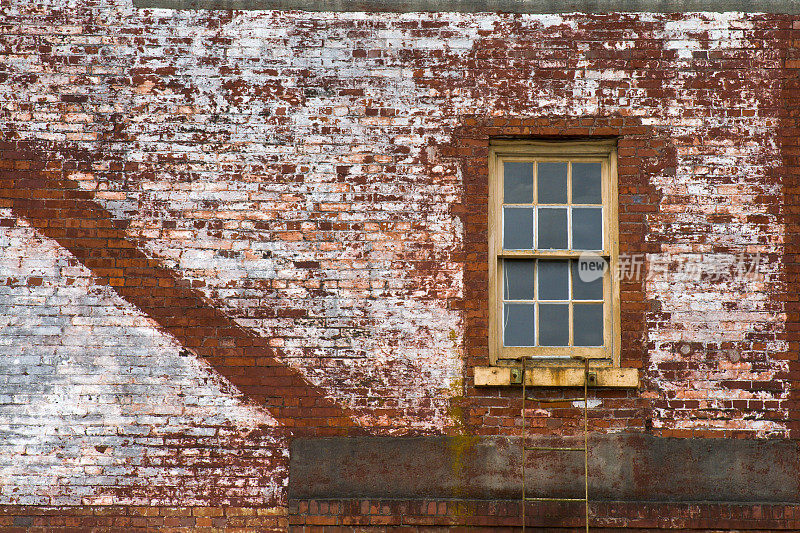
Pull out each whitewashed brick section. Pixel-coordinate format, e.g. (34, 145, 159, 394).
(114, 8, 468, 430)
(0, 214, 285, 506)
(643, 16, 788, 436)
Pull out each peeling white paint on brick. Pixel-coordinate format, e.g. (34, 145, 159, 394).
(662, 12, 753, 59)
(107, 8, 472, 431)
(0, 214, 284, 505)
(0, 0, 795, 505)
(644, 13, 788, 437)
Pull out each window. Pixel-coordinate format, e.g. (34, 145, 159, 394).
(488, 140, 620, 367)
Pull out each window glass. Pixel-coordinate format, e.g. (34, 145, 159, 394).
(573, 304, 603, 346)
(538, 260, 568, 301)
(503, 207, 534, 250)
(537, 207, 568, 249)
(504, 304, 535, 347)
(572, 162, 602, 204)
(572, 207, 603, 250)
(504, 162, 533, 204)
(493, 146, 614, 360)
(572, 259, 604, 300)
(539, 304, 569, 346)
(504, 260, 535, 300)
(537, 162, 567, 204)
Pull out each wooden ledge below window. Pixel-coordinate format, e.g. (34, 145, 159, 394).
(474, 366, 639, 388)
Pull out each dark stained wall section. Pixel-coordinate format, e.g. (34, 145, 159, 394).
(290, 434, 800, 502)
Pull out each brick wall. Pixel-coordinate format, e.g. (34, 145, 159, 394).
(0, 1, 798, 529)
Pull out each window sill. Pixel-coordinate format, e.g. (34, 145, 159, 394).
(474, 365, 639, 388)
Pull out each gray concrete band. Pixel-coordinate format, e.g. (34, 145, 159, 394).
(133, 0, 800, 13)
(289, 434, 800, 502)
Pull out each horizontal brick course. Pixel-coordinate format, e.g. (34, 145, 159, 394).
(288, 499, 800, 530)
(0, 506, 288, 532)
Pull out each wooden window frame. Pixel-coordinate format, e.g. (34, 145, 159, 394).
(488, 139, 621, 369)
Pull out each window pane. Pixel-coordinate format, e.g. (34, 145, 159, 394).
(504, 162, 533, 204)
(539, 304, 568, 346)
(538, 260, 568, 301)
(537, 162, 567, 203)
(503, 207, 534, 250)
(504, 304, 535, 347)
(572, 207, 602, 250)
(537, 208, 567, 249)
(574, 304, 603, 346)
(572, 259, 604, 300)
(572, 162, 602, 204)
(504, 260, 535, 300)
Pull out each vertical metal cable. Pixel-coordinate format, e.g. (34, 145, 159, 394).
(584, 357, 589, 533)
(521, 357, 526, 532)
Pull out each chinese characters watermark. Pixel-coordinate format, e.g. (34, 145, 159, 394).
(577, 251, 766, 283)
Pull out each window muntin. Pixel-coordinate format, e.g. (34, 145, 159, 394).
(502, 258, 604, 347)
(489, 141, 619, 365)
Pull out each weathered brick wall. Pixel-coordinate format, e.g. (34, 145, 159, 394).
(0, 0, 798, 527)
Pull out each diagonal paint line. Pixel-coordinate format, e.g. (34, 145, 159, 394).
(0, 143, 358, 435)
